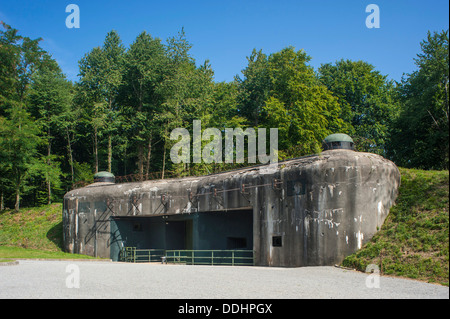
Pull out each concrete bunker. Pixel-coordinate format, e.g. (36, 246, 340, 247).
(63, 135, 401, 267)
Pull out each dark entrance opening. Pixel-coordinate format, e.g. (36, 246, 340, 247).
(195, 210, 253, 250)
(165, 220, 186, 250)
(110, 216, 193, 261)
(110, 209, 253, 261)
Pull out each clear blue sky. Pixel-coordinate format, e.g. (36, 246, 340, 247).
(1, 0, 448, 83)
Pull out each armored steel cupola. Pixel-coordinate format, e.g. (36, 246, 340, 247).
(94, 171, 115, 183)
(322, 133, 355, 151)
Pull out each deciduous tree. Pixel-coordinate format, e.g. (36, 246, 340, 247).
(388, 30, 449, 169)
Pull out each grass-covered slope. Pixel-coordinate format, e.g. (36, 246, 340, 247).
(342, 168, 449, 286)
(0, 203, 63, 251)
(0, 203, 94, 259)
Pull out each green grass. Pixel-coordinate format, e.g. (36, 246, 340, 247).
(0, 203, 63, 250)
(342, 168, 449, 286)
(0, 258, 15, 262)
(0, 245, 96, 259)
(0, 203, 97, 260)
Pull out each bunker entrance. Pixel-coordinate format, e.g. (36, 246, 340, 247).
(110, 209, 253, 262)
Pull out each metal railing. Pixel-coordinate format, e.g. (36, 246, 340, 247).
(119, 247, 254, 266)
(119, 247, 165, 263)
(165, 250, 254, 266)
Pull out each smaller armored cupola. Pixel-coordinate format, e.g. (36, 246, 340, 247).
(94, 171, 115, 183)
(322, 133, 355, 151)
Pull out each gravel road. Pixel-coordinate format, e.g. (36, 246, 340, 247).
(1, 260, 448, 299)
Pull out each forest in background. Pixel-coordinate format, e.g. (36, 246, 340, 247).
(0, 22, 448, 211)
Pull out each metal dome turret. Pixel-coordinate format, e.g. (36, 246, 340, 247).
(94, 171, 115, 183)
(322, 133, 355, 151)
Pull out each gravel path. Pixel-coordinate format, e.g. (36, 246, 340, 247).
(1, 260, 448, 299)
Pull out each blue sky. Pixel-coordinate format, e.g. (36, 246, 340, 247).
(0, 0, 448, 83)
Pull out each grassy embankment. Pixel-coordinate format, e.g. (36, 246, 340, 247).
(0, 203, 95, 260)
(342, 168, 449, 286)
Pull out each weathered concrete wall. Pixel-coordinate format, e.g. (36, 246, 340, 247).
(63, 149, 400, 266)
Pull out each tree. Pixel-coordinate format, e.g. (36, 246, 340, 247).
(0, 22, 20, 116)
(77, 48, 105, 174)
(388, 30, 449, 169)
(235, 49, 271, 126)
(28, 65, 73, 203)
(237, 47, 348, 158)
(157, 28, 215, 177)
(318, 59, 399, 155)
(0, 22, 53, 210)
(0, 107, 42, 211)
(207, 81, 242, 129)
(264, 47, 348, 157)
(0, 22, 22, 208)
(78, 30, 125, 173)
(121, 31, 167, 180)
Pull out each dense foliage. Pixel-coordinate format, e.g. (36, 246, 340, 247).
(0, 22, 448, 210)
